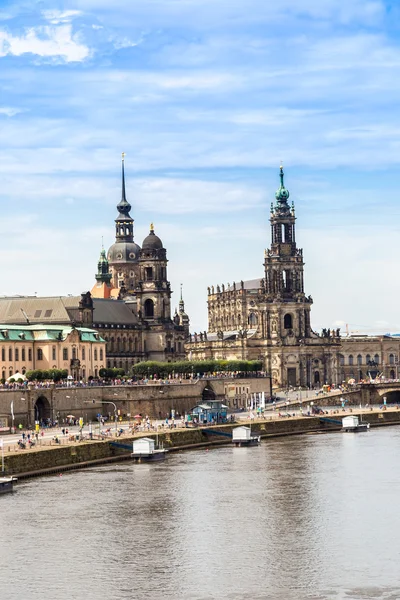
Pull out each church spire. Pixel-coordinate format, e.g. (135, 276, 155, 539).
(116, 152, 132, 217)
(121, 152, 126, 203)
(179, 283, 185, 313)
(275, 164, 290, 208)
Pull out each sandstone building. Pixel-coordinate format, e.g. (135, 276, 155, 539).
(0, 322, 105, 380)
(186, 167, 400, 387)
(0, 156, 189, 377)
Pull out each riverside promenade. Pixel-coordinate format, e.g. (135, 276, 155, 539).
(3, 405, 400, 479)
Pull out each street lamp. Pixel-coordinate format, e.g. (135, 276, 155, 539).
(84, 400, 118, 435)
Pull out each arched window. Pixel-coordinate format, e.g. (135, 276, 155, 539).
(374, 354, 379, 364)
(339, 354, 344, 366)
(390, 369, 395, 379)
(389, 353, 395, 365)
(349, 355, 354, 366)
(284, 314, 293, 329)
(248, 312, 258, 327)
(144, 299, 154, 318)
(366, 354, 371, 364)
(357, 354, 362, 366)
(94, 349, 98, 361)
(72, 347, 77, 360)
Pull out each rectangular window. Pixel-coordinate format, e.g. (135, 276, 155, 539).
(28, 349, 32, 361)
(22, 348, 25, 361)
(45, 309, 53, 318)
(15, 349, 19, 361)
(37, 348, 43, 361)
(52, 347, 56, 361)
(1, 348, 5, 361)
(100, 349, 103, 361)
(63, 348, 68, 361)
(82, 347, 85, 360)
(94, 349, 98, 361)
(8, 348, 12, 361)
(34, 310, 42, 318)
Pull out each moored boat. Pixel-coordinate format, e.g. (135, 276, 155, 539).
(232, 425, 261, 447)
(131, 437, 167, 462)
(342, 415, 370, 433)
(0, 477, 17, 494)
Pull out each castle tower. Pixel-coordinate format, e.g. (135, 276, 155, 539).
(107, 154, 141, 292)
(136, 224, 171, 322)
(264, 165, 312, 341)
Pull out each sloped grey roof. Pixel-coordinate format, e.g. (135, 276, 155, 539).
(0, 296, 76, 324)
(204, 329, 257, 341)
(92, 299, 138, 325)
(0, 295, 139, 327)
(232, 278, 261, 291)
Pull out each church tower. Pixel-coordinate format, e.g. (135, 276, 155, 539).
(107, 154, 141, 292)
(136, 224, 172, 322)
(91, 244, 116, 298)
(264, 165, 312, 342)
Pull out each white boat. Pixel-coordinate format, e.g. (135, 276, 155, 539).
(0, 477, 17, 494)
(342, 415, 370, 433)
(232, 426, 261, 447)
(131, 437, 167, 462)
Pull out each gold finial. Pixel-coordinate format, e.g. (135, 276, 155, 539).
(122, 152, 125, 161)
(150, 222, 154, 232)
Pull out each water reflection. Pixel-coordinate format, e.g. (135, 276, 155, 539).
(1, 429, 400, 600)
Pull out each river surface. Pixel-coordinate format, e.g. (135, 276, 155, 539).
(1, 428, 400, 600)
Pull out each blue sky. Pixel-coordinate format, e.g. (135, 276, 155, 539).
(0, 0, 399, 333)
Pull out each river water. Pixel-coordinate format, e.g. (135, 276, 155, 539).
(1, 428, 400, 600)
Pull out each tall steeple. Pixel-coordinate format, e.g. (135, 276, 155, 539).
(115, 153, 134, 242)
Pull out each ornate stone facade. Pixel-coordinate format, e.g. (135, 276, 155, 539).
(187, 166, 399, 388)
(90, 155, 190, 366)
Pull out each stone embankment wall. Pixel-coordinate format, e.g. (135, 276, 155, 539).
(5, 409, 400, 479)
(0, 377, 271, 427)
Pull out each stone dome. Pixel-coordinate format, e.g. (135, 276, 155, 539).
(142, 228, 163, 251)
(107, 241, 141, 264)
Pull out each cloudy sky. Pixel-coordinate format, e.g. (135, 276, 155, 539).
(0, 0, 399, 333)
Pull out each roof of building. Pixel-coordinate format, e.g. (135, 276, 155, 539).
(205, 329, 257, 341)
(142, 225, 163, 251)
(0, 296, 77, 324)
(0, 295, 139, 327)
(92, 298, 139, 326)
(0, 324, 104, 343)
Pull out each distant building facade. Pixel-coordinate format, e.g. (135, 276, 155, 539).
(0, 156, 189, 376)
(0, 323, 105, 380)
(186, 167, 398, 388)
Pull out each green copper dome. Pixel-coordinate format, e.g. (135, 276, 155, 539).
(275, 165, 290, 203)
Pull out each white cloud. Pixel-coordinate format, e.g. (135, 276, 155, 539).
(42, 10, 82, 25)
(0, 25, 90, 62)
(0, 107, 23, 117)
(133, 178, 264, 214)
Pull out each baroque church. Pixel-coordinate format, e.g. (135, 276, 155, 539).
(186, 166, 400, 388)
(0, 156, 189, 378)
